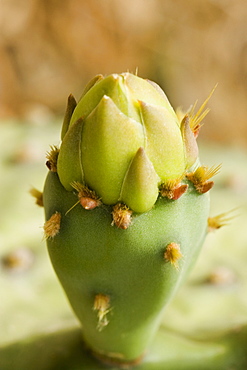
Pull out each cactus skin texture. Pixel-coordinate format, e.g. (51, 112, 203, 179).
(43, 72, 215, 366)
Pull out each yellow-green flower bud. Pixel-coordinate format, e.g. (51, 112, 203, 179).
(57, 72, 194, 213)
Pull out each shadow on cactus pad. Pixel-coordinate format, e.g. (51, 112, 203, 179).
(1, 324, 247, 370)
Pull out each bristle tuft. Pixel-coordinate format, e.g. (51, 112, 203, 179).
(43, 212, 61, 239)
(30, 187, 43, 207)
(160, 175, 188, 200)
(111, 203, 132, 229)
(46, 145, 60, 172)
(70, 182, 101, 210)
(188, 84, 217, 136)
(208, 209, 237, 231)
(93, 294, 111, 331)
(186, 164, 221, 194)
(164, 242, 183, 270)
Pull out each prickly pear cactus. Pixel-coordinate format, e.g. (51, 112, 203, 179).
(41, 72, 220, 367)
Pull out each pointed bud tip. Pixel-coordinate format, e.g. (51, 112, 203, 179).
(120, 147, 160, 213)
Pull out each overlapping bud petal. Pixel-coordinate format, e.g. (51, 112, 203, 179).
(57, 72, 202, 213)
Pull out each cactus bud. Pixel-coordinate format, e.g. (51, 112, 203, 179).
(42, 72, 216, 366)
(56, 72, 189, 213)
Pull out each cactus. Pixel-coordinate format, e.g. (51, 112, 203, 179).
(41, 72, 220, 367)
(1, 113, 247, 370)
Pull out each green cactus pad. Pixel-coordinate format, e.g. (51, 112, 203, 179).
(43, 170, 210, 362)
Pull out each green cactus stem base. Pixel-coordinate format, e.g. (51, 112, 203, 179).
(43, 169, 210, 364)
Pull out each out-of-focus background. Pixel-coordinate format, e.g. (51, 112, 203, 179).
(1, 0, 247, 365)
(1, 0, 247, 145)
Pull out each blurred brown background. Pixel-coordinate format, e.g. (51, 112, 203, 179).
(0, 0, 247, 145)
